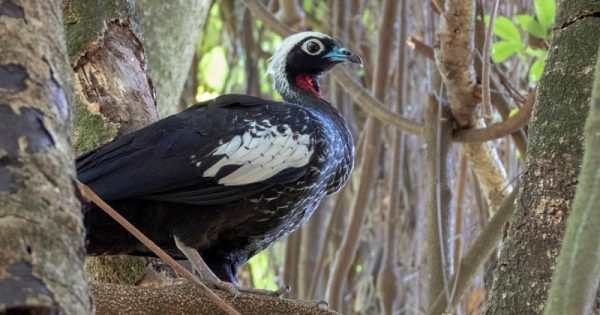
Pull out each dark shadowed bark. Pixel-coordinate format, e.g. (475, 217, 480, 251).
(0, 0, 91, 313)
(485, 1, 600, 314)
(136, 0, 212, 117)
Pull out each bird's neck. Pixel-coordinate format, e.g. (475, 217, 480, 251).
(276, 73, 327, 107)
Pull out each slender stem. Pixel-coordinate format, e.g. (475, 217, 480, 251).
(427, 188, 518, 315)
(482, 0, 500, 119)
(453, 154, 468, 269)
(453, 91, 535, 142)
(424, 94, 454, 306)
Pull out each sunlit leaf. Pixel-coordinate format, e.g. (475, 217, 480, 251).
(534, 0, 556, 31)
(493, 16, 522, 43)
(525, 46, 547, 58)
(529, 58, 545, 82)
(491, 40, 521, 63)
(200, 46, 228, 91)
(509, 107, 520, 117)
(247, 251, 278, 290)
(516, 14, 547, 39)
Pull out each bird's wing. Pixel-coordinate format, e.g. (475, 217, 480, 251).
(76, 95, 316, 205)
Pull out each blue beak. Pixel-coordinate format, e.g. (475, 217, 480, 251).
(324, 46, 363, 67)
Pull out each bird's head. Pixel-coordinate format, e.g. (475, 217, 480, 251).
(268, 32, 362, 103)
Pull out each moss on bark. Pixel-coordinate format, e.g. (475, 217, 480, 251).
(64, 0, 158, 285)
(485, 1, 600, 314)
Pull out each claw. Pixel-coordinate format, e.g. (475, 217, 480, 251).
(273, 284, 291, 297)
(214, 281, 240, 298)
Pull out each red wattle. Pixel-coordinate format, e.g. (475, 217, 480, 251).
(295, 74, 322, 98)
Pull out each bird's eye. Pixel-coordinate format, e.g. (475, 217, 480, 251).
(302, 39, 324, 55)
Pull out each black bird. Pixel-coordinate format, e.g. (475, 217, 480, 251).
(78, 32, 360, 293)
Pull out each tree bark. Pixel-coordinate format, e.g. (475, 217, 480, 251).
(485, 1, 600, 314)
(545, 42, 600, 315)
(91, 282, 338, 315)
(0, 0, 91, 313)
(64, 0, 159, 285)
(135, 0, 212, 117)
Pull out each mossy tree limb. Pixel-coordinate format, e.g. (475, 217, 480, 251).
(0, 0, 91, 313)
(91, 282, 339, 315)
(64, 0, 159, 285)
(485, 1, 600, 314)
(544, 44, 600, 315)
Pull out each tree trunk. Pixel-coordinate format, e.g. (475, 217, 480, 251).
(0, 0, 91, 313)
(544, 44, 600, 315)
(136, 0, 212, 117)
(485, 1, 600, 314)
(64, 0, 159, 285)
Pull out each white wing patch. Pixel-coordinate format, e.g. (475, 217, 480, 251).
(203, 121, 314, 186)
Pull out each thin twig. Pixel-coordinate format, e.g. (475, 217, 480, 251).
(407, 36, 434, 60)
(76, 182, 241, 315)
(427, 187, 518, 315)
(453, 91, 535, 142)
(482, 0, 500, 120)
(424, 93, 454, 307)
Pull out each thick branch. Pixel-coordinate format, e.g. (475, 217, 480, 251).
(435, 0, 479, 127)
(435, 0, 512, 210)
(91, 282, 339, 315)
(408, 35, 530, 148)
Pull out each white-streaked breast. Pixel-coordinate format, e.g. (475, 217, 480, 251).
(203, 121, 314, 185)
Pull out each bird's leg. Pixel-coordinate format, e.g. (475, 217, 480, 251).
(174, 237, 241, 296)
(174, 237, 289, 298)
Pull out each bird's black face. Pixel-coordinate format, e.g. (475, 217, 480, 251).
(285, 36, 362, 98)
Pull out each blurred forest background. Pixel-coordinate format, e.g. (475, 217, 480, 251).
(3, 0, 600, 314)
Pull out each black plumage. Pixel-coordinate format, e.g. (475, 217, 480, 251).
(79, 32, 360, 286)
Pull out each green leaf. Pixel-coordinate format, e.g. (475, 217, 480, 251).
(516, 14, 547, 39)
(534, 0, 556, 31)
(525, 47, 547, 58)
(493, 16, 522, 43)
(529, 58, 545, 82)
(509, 107, 520, 118)
(491, 40, 521, 63)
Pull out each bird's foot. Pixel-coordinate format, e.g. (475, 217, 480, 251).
(174, 237, 288, 298)
(209, 279, 241, 298)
